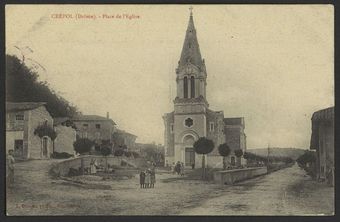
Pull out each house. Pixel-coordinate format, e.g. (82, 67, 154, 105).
(6, 102, 54, 159)
(310, 106, 334, 186)
(71, 113, 116, 151)
(53, 117, 77, 155)
(112, 129, 137, 151)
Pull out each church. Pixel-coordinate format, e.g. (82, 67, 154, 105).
(163, 10, 247, 168)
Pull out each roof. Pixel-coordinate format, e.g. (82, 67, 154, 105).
(71, 115, 116, 125)
(224, 117, 244, 126)
(115, 129, 137, 138)
(311, 107, 334, 122)
(310, 107, 334, 150)
(6, 102, 46, 112)
(178, 12, 204, 69)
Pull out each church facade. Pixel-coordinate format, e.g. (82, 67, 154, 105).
(163, 11, 247, 168)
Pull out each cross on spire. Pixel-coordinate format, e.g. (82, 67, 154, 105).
(189, 6, 193, 16)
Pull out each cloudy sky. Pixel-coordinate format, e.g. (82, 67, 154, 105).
(6, 5, 334, 148)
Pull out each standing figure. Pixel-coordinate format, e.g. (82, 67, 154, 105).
(139, 170, 145, 188)
(6, 150, 15, 188)
(180, 162, 185, 176)
(150, 169, 156, 188)
(145, 170, 151, 188)
(90, 158, 97, 174)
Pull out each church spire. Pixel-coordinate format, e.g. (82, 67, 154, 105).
(178, 7, 203, 70)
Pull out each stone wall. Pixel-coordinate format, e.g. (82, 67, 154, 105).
(50, 155, 141, 177)
(28, 106, 54, 159)
(213, 167, 267, 185)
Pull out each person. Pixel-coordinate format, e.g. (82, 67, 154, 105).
(180, 162, 185, 176)
(145, 169, 151, 188)
(90, 158, 97, 174)
(175, 161, 181, 175)
(150, 169, 156, 188)
(172, 162, 176, 174)
(139, 170, 145, 188)
(6, 150, 15, 188)
(191, 163, 195, 169)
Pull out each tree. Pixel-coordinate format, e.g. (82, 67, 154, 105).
(101, 146, 112, 172)
(193, 137, 214, 179)
(73, 138, 94, 154)
(6, 55, 79, 117)
(218, 143, 231, 170)
(234, 149, 244, 167)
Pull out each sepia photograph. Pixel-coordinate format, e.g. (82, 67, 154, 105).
(5, 4, 334, 216)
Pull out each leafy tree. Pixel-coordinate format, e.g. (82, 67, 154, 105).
(193, 137, 214, 179)
(34, 124, 57, 141)
(6, 55, 79, 117)
(218, 143, 231, 170)
(101, 146, 112, 172)
(73, 138, 94, 154)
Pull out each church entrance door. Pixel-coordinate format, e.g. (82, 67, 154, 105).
(185, 147, 195, 167)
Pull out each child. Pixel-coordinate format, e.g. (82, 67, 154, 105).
(139, 170, 145, 188)
(145, 170, 151, 188)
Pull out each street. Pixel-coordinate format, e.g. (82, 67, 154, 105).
(6, 160, 334, 215)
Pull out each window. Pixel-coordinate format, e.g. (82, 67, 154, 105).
(95, 124, 101, 129)
(170, 123, 174, 133)
(209, 122, 215, 132)
(15, 115, 24, 120)
(190, 76, 195, 98)
(185, 118, 193, 127)
(184, 77, 188, 98)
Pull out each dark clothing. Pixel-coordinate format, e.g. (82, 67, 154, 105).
(139, 171, 145, 188)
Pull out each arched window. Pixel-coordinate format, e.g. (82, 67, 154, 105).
(190, 76, 195, 98)
(184, 77, 188, 98)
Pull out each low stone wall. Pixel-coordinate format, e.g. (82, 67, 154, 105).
(50, 155, 141, 177)
(213, 167, 268, 185)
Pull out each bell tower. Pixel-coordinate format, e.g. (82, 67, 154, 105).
(175, 8, 208, 105)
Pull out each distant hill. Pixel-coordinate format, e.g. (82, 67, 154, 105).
(247, 148, 307, 160)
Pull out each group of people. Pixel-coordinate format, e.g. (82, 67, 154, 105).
(139, 168, 156, 188)
(171, 161, 185, 176)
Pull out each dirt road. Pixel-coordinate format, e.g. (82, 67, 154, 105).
(6, 160, 334, 215)
(181, 164, 334, 215)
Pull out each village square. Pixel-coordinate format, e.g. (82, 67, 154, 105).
(5, 5, 334, 216)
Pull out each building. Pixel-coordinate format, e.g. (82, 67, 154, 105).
(112, 129, 137, 151)
(310, 107, 334, 186)
(71, 113, 116, 151)
(53, 117, 77, 155)
(6, 102, 54, 159)
(163, 11, 246, 168)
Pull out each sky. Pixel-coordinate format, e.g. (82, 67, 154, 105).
(6, 5, 334, 148)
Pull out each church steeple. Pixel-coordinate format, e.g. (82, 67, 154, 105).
(178, 9, 204, 70)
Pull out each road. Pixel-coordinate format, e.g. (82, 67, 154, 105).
(6, 160, 334, 215)
(181, 164, 334, 215)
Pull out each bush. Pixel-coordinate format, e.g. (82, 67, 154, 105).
(193, 137, 214, 155)
(73, 138, 94, 154)
(234, 149, 243, 158)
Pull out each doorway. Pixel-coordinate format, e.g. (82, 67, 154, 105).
(14, 140, 23, 158)
(185, 147, 195, 167)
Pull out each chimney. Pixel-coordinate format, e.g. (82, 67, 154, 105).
(106, 112, 110, 119)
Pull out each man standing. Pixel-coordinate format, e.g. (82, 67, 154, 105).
(6, 150, 15, 188)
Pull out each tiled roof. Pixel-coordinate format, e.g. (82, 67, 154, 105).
(311, 107, 334, 122)
(223, 117, 244, 126)
(6, 102, 46, 112)
(72, 115, 116, 125)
